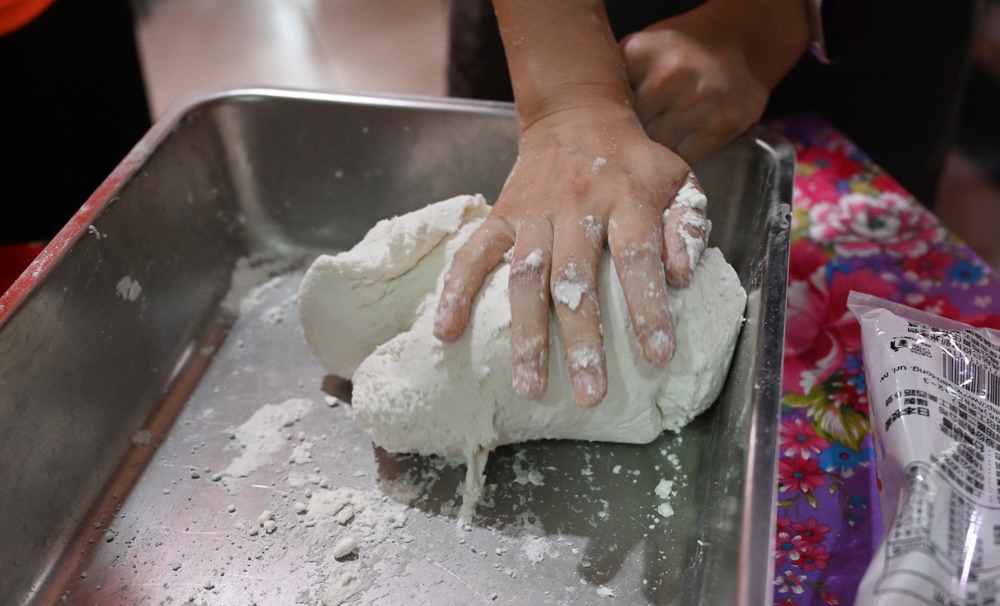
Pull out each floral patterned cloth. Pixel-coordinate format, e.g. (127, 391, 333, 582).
(768, 115, 1000, 605)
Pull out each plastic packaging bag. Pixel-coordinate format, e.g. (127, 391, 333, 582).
(849, 292, 1000, 605)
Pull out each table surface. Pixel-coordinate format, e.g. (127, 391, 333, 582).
(769, 115, 1000, 605)
(3, 117, 999, 605)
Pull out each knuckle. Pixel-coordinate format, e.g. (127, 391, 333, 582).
(561, 165, 592, 201)
(513, 334, 547, 364)
(679, 208, 711, 239)
(509, 248, 548, 286)
(580, 215, 605, 246)
(450, 238, 487, 275)
(566, 344, 604, 372)
(616, 235, 661, 264)
(550, 262, 595, 312)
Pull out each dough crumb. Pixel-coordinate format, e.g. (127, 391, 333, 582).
(332, 535, 358, 560)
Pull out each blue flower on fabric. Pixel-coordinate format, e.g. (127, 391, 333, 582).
(840, 354, 868, 395)
(847, 494, 869, 508)
(948, 260, 984, 286)
(820, 442, 870, 478)
(825, 258, 853, 282)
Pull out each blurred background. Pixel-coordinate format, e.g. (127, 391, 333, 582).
(2, 0, 999, 271)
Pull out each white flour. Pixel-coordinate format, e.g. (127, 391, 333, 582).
(216, 399, 415, 605)
(220, 254, 300, 315)
(116, 276, 142, 301)
(220, 398, 313, 481)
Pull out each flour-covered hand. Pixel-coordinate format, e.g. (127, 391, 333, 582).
(433, 104, 710, 407)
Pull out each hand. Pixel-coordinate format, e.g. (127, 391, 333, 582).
(433, 102, 710, 407)
(620, 0, 810, 163)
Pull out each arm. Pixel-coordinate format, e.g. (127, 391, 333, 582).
(620, 0, 811, 162)
(433, 0, 709, 407)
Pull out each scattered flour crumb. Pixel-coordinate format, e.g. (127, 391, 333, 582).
(332, 535, 358, 559)
(288, 442, 314, 465)
(221, 398, 313, 481)
(116, 276, 142, 301)
(512, 451, 545, 486)
(320, 569, 360, 605)
(655, 479, 674, 499)
(335, 506, 355, 525)
(521, 535, 553, 564)
(597, 586, 615, 598)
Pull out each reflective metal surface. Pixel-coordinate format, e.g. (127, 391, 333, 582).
(0, 88, 792, 605)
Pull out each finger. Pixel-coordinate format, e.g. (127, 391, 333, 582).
(662, 175, 711, 287)
(508, 221, 553, 399)
(619, 32, 651, 89)
(645, 112, 690, 152)
(621, 42, 665, 126)
(674, 124, 739, 165)
(609, 216, 675, 366)
(434, 218, 514, 341)
(551, 215, 607, 407)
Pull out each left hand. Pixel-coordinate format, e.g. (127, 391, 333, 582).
(620, 0, 811, 163)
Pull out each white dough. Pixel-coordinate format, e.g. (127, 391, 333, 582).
(299, 195, 746, 516)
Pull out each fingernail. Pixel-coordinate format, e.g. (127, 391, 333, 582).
(643, 329, 676, 365)
(433, 292, 466, 340)
(432, 305, 452, 338)
(572, 369, 604, 407)
(513, 362, 544, 399)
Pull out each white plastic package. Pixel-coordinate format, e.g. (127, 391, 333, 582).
(849, 292, 1000, 605)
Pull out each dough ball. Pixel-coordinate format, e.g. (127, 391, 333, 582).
(299, 195, 746, 461)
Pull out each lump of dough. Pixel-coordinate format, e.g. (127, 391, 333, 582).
(299, 194, 490, 378)
(299, 194, 747, 463)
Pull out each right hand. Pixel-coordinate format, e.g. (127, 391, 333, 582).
(433, 100, 710, 407)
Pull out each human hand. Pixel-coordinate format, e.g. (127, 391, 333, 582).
(432, 103, 710, 407)
(620, 0, 810, 163)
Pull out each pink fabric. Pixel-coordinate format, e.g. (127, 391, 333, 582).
(770, 114, 1000, 605)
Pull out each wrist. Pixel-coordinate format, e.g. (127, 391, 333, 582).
(493, 0, 637, 132)
(515, 82, 637, 135)
(708, 0, 811, 87)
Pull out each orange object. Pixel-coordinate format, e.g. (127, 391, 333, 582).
(0, 0, 56, 36)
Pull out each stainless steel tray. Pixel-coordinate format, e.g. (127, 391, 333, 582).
(0, 88, 792, 605)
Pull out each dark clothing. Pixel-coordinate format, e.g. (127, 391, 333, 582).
(0, 0, 150, 245)
(447, 0, 979, 205)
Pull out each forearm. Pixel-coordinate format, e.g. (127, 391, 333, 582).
(492, 0, 635, 130)
(708, 0, 811, 87)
